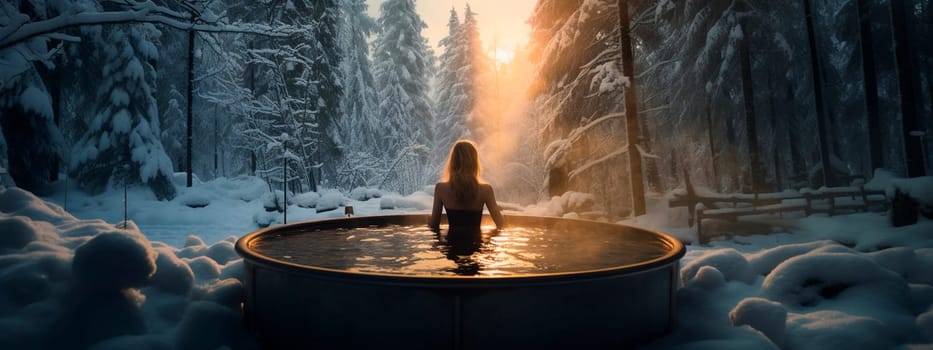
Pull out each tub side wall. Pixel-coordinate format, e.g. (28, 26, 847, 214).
(244, 260, 676, 349)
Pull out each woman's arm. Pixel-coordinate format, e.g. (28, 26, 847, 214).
(429, 184, 443, 230)
(484, 185, 505, 229)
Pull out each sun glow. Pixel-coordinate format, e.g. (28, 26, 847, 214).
(492, 48, 514, 67)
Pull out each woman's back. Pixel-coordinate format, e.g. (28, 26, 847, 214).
(430, 182, 503, 229)
(428, 140, 504, 231)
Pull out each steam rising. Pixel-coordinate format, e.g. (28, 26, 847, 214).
(472, 46, 542, 204)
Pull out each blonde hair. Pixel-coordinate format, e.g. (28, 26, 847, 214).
(443, 140, 482, 201)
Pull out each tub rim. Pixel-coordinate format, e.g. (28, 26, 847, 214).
(235, 213, 685, 287)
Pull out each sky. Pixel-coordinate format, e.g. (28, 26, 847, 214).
(366, 0, 538, 59)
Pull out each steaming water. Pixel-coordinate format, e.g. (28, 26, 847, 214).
(251, 225, 672, 277)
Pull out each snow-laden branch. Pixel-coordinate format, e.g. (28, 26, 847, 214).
(568, 146, 628, 181)
(0, 8, 288, 50)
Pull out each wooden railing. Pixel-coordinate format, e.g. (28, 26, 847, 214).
(669, 182, 888, 237)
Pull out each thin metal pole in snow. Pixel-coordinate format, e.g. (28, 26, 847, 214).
(283, 141, 287, 225)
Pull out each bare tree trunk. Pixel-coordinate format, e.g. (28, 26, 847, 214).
(767, 73, 783, 190)
(186, 29, 194, 187)
(857, 0, 883, 172)
(617, 0, 646, 216)
(706, 95, 720, 191)
(803, 0, 835, 187)
(786, 84, 805, 180)
(890, 0, 927, 177)
(738, 23, 763, 193)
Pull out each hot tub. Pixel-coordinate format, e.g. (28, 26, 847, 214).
(235, 214, 685, 349)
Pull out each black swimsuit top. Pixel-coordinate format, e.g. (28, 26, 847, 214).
(446, 209, 483, 228)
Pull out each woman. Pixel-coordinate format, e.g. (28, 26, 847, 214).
(429, 140, 505, 232)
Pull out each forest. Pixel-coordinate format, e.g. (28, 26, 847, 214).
(1, 0, 931, 221)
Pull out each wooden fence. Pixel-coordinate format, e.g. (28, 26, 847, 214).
(669, 181, 889, 238)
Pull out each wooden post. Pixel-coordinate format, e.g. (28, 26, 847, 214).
(617, 0, 646, 216)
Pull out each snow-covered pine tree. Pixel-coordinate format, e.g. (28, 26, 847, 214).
(0, 0, 68, 195)
(70, 24, 176, 200)
(528, 0, 630, 215)
(433, 8, 470, 153)
(459, 5, 495, 143)
(372, 0, 435, 193)
(303, 0, 343, 185)
(335, 0, 382, 188)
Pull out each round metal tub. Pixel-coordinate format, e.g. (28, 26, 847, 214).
(235, 214, 685, 349)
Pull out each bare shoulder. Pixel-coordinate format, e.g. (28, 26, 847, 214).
(479, 183, 495, 194)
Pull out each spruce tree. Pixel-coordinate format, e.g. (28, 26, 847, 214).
(372, 0, 435, 192)
(434, 7, 470, 150)
(71, 24, 176, 200)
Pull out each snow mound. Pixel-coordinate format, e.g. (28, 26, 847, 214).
(681, 248, 755, 284)
(867, 169, 933, 207)
(177, 189, 212, 208)
(316, 190, 346, 213)
(72, 230, 156, 291)
(149, 247, 194, 295)
(201, 278, 245, 309)
(0, 187, 252, 349)
(183, 235, 204, 248)
(785, 311, 894, 350)
(379, 191, 432, 210)
(349, 187, 382, 201)
(747, 241, 835, 276)
(205, 241, 237, 265)
(252, 211, 280, 228)
(293, 191, 320, 208)
(918, 309, 933, 341)
(688, 265, 726, 289)
(0, 215, 40, 250)
(183, 256, 221, 282)
(761, 249, 910, 309)
(261, 191, 288, 211)
(206, 175, 267, 202)
(219, 259, 244, 281)
(0, 187, 74, 224)
(729, 297, 786, 346)
(523, 191, 598, 217)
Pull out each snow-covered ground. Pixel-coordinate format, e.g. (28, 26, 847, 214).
(0, 174, 931, 349)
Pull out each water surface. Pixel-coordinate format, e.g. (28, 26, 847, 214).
(251, 224, 670, 276)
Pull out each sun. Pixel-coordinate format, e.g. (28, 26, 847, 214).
(493, 48, 514, 67)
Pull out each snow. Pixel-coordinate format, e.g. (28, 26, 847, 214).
(112, 109, 133, 134)
(0, 174, 930, 348)
(378, 190, 433, 210)
(292, 191, 320, 208)
(524, 191, 598, 217)
(316, 190, 346, 213)
(729, 297, 787, 346)
(19, 86, 53, 118)
(681, 248, 755, 284)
